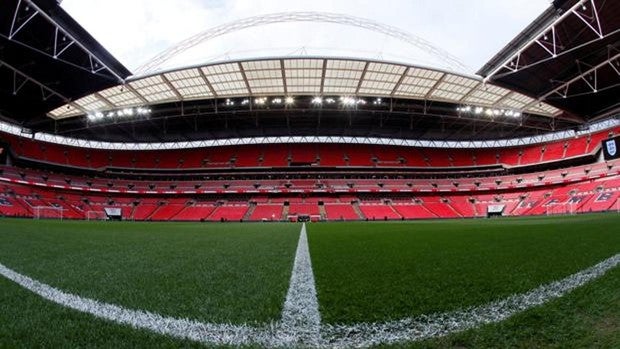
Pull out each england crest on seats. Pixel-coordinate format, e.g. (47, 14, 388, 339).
(606, 140, 617, 156)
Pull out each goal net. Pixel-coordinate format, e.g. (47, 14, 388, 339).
(86, 211, 107, 221)
(33, 206, 64, 220)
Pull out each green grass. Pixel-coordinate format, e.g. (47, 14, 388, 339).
(0, 219, 300, 324)
(0, 214, 618, 348)
(308, 214, 620, 324)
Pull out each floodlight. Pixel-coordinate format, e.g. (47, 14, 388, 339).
(285, 97, 294, 105)
(340, 96, 356, 106)
(312, 97, 323, 105)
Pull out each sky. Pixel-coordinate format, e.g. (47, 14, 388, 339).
(60, 0, 551, 76)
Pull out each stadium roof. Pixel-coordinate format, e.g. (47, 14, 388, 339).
(0, 0, 618, 144)
(0, 0, 130, 122)
(479, 0, 620, 120)
(48, 57, 563, 120)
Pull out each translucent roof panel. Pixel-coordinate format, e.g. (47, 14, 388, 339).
(429, 74, 479, 101)
(462, 84, 511, 105)
(73, 94, 108, 110)
(497, 92, 535, 109)
(201, 64, 248, 95)
(48, 104, 82, 119)
(163, 68, 213, 99)
(393, 69, 443, 98)
(98, 86, 144, 107)
(45, 57, 564, 119)
(129, 76, 176, 103)
(283, 59, 323, 69)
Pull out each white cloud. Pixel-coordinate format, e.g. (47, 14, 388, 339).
(61, 0, 550, 76)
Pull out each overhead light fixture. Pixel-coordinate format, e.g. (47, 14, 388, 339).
(224, 98, 234, 106)
(458, 105, 522, 118)
(312, 97, 323, 105)
(87, 107, 151, 123)
(340, 96, 356, 106)
(285, 96, 294, 105)
(272, 98, 282, 104)
(255, 97, 266, 105)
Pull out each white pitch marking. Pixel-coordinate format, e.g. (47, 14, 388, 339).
(321, 253, 620, 348)
(278, 223, 322, 346)
(0, 247, 618, 348)
(0, 262, 274, 347)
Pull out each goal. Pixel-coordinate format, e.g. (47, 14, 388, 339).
(86, 211, 107, 221)
(33, 206, 64, 220)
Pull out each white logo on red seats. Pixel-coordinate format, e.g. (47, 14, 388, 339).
(606, 140, 617, 156)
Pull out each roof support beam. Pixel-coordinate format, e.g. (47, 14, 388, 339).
(124, 84, 149, 104)
(0, 58, 75, 106)
(390, 67, 409, 97)
(541, 51, 620, 101)
(458, 81, 482, 103)
(197, 69, 218, 97)
(280, 59, 288, 95)
(355, 61, 370, 95)
(319, 59, 327, 95)
(424, 73, 446, 100)
(238, 62, 253, 96)
(160, 75, 183, 100)
(9, 0, 39, 39)
(18, 0, 126, 83)
(93, 92, 115, 108)
(483, 0, 606, 82)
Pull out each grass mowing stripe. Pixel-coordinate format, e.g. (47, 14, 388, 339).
(0, 260, 266, 347)
(0, 219, 299, 324)
(320, 253, 620, 348)
(308, 214, 620, 324)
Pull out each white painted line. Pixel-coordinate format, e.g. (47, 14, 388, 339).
(321, 253, 620, 348)
(0, 262, 273, 347)
(0, 242, 617, 348)
(278, 223, 322, 346)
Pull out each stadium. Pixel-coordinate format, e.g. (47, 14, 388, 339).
(0, 0, 619, 347)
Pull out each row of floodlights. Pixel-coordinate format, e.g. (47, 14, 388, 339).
(222, 96, 384, 107)
(456, 105, 522, 118)
(87, 107, 151, 122)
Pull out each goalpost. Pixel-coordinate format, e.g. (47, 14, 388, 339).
(33, 206, 64, 220)
(86, 211, 107, 221)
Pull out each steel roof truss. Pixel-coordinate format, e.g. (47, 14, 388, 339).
(484, 0, 605, 81)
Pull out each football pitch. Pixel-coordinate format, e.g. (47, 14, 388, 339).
(0, 214, 618, 348)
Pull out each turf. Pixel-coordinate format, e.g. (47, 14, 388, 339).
(0, 214, 618, 348)
(0, 219, 300, 325)
(307, 213, 620, 324)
